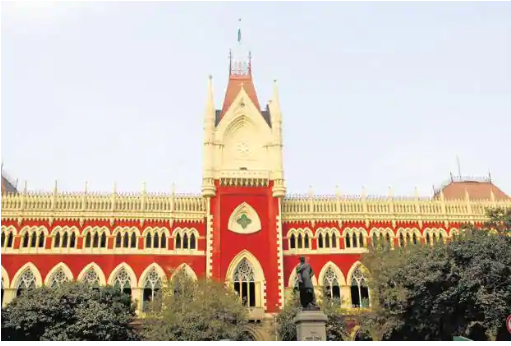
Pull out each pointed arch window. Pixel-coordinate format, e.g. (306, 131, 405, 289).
(175, 233, 181, 249)
(399, 233, 405, 248)
(325, 234, 331, 248)
(115, 233, 122, 248)
(153, 233, 159, 249)
(290, 234, 296, 249)
(85, 232, 92, 248)
(49, 268, 69, 288)
(183, 233, 189, 249)
(297, 234, 303, 249)
(142, 268, 162, 312)
(372, 234, 377, 248)
(130, 232, 137, 248)
(83, 268, 100, 288)
(30, 232, 37, 248)
(16, 269, 36, 297)
(62, 232, 69, 248)
(345, 234, 351, 248)
(113, 268, 132, 297)
(189, 234, 196, 250)
(232, 258, 257, 307)
(100, 233, 107, 248)
(145, 233, 152, 249)
(304, 233, 310, 248)
(323, 267, 340, 302)
(1, 232, 4, 248)
(70, 232, 76, 248)
(425, 233, 431, 246)
(123, 232, 129, 248)
(332, 233, 337, 248)
(350, 267, 369, 308)
(22, 232, 30, 248)
(412, 233, 418, 245)
(38, 232, 45, 248)
(93, 232, 99, 248)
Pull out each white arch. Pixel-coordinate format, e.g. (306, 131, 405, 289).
(107, 262, 137, 288)
(113, 226, 141, 237)
(20, 226, 50, 236)
(44, 262, 74, 286)
(318, 261, 347, 286)
(11, 262, 43, 289)
(173, 263, 198, 281)
(225, 250, 265, 282)
(287, 265, 318, 288)
(228, 202, 262, 235)
(1, 225, 18, 236)
(137, 263, 168, 287)
(142, 226, 171, 238)
(1, 266, 10, 289)
(77, 262, 107, 286)
(82, 226, 111, 237)
(346, 261, 369, 285)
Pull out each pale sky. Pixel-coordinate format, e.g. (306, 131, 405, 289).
(1, 1, 510, 197)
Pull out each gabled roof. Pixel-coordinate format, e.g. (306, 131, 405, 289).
(219, 74, 262, 121)
(433, 175, 509, 201)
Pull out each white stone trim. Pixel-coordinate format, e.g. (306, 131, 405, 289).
(11, 262, 43, 289)
(44, 262, 74, 286)
(77, 262, 107, 286)
(228, 202, 262, 235)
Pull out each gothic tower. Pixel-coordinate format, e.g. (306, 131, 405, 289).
(201, 26, 286, 315)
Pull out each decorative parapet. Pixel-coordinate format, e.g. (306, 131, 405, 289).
(1, 191, 206, 223)
(282, 193, 511, 224)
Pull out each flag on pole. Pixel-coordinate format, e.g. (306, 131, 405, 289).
(237, 18, 242, 43)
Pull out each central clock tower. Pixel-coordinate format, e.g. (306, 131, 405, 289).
(201, 42, 286, 314)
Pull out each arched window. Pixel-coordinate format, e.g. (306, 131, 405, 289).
(439, 233, 444, 244)
(325, 234, 330, 248)
(189, 234, 196, 250)
(323, 267, 340, 302)
(233, 259, 256, 307)
(351, 233, 357, 248)
(22, 233, 29, 248)
(7, 232, 14, 247)
(161, 233, 167, 249)
(62, 232, 69, 248)
(83, 268, 100, 288)
(93, 232, 99, 248)
(358, 233, 364, 248)
(385, 233, 391, 248)
(425, 233, 431, 246)
(38, 232, 45, 248)
(332, 234, 337, 248)
(175, 233, 181, 249)
(130, 232, 137, 248)
(112, 268, 132, 297)
(142, 268, 162, 312)
(1, 232, 4, 248)
(372, 234, 377, 248)
(30, 232, 37, 248)
(183, 233, 189, 249)
(345, 233, 351, 248)
(54, 233, 61, 248)
(412, 233, 418, 245)
(350, 267, 369, 308)
(100, 233, 106, 248)
(399, 233, 405, 248)
(153, 233, 159, 249)
(85, 232, 92, 248)
(116, 233, 122, 248)
(123, 232, 129, 248)
(318, 233, 324, 248)
(70, 232, 76, 248)
(16, 269, 36, 297)
(406, 233, 412, 245)
(49, 268, 69, 288)
(290, 234, 296, 249)
(297, 234, 303, 249)
(146, 233, 152, 248)
(304, 233, 310, 248)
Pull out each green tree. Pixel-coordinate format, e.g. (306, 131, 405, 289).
(1, 282, 138, 341)
(140, 269, 249, 341)
(276, 292, 349, 341)
(360, 208, 511, 341)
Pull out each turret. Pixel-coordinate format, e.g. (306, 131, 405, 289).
(269, 80, 286, 197)
(202, 75, 216, 198)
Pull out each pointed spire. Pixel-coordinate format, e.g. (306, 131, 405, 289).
(84, 181, 88, 193)
(273, 79, 280, 107)
(53, 180, 58, 194)
(335, 185, 341, 198)
(388, 186, 393, 198)
(205, 75, 215, 119)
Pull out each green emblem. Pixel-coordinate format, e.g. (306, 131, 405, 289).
(237, 214, 252, 229)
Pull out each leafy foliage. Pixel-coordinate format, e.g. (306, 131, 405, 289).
(276, 292, 349, 341)
(360, 208, 511, 341)
(140, 269, 250, 341)
(1, 282, 138, 341)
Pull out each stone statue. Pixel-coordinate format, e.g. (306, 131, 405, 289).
(296, 256, 319, 310)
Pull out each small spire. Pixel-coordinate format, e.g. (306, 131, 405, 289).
(113, 182, 117, 194)
(84, 181, 88, 193)
(205, 75, 215, 117)
(53, 180, 58, 194)
(23, 180, 28, 194)
(388, 186, 393, 198)
(308, 185, 314, 197)
(142, 182, 147, 194)
(414, 186, 419, 199)
(171, 183, 176, 196)
(361, 186, 366, 199)
(237, 18, 242, 44)
(335, 185, 340, 198)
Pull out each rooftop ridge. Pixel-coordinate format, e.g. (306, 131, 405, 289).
(433, 174, 493, 195)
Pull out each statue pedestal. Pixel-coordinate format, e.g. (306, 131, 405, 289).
(293, 310, 328, 341)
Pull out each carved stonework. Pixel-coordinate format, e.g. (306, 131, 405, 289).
(228, 202, 262, 235)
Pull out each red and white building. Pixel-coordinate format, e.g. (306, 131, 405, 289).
(2, 41, 510, 335)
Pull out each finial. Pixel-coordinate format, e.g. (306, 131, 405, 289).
(414, 186, 419, 198)
(488, 171, 492, 182)
(439, 189, 445, 200)
(113, 182, 117, 194)
(53, 180, 58, 194)
(84, 181, 88, 193)
(335, 185, 340, 198)
(23, 180, 28, 194)
(237, 18, 242, 44)
(171, 183, 176, 196)
(388, 186, 393, 198)
(361, 186, 366, 198)
(308, 185, 313, 197)
(142, 182, 146, 194)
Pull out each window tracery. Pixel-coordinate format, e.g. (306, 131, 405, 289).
(16, 269, 36, 297)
